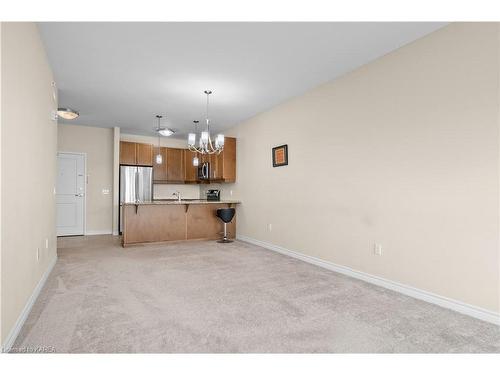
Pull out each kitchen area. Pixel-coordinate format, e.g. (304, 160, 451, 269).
(119, 137, 239, 246)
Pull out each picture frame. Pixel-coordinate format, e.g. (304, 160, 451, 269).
(272, 144, 288, 167)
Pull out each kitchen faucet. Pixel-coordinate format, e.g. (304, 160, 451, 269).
(172, 191, 181, 202)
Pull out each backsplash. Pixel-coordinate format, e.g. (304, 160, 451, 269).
(202, 183, 236, 200)
(153, 184, 202, 200)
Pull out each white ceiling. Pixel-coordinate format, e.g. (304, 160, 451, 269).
(38, 22, 446, 137)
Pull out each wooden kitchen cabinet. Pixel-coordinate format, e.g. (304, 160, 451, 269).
(153, 147, 186, 183)
(194, 137, 236, 181)
(120, 141, 153, 166)
(166, 148, 185, 183)
(212, 137, 236, 182)
(120, 141, 137, 165)
(153, 147, 167, 181)
(136, 143, 153, 166)
(184, 149, 198, 182)
(120, 138, 236, 183)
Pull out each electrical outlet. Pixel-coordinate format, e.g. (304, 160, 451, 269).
(374, 243, 383, 256)
(45, 238, 49, 249)
(230, 190, 233, 196)
(268, 224, 272, 232)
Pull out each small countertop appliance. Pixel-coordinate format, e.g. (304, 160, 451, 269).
(206, 189, 221, 201)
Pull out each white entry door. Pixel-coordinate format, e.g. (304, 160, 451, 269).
(56, 153, 85, 236)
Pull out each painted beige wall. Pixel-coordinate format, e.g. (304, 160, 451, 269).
(220, 23, 500, 312)
(58, 124, 114, 234)
(1, 23, 58, 345)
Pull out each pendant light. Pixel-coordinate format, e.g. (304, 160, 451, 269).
(191, 120, 200, 166)
(155, 115, 163, 165)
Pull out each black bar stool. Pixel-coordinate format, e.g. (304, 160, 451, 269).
(216, 208, 235, 243)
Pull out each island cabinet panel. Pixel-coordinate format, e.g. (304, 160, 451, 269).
(186, 204, 235, 240)
(166, 148, 185, 183)
(120, 141, 137, 165)
(136, 143, 153, 166)
(122, 204, 186, 244)
(153, 146, 167, 181)
(184, 150, 198, 182)
(121, 202, 238, 246)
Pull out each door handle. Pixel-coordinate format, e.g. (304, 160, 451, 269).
(75, 193, 84, 197)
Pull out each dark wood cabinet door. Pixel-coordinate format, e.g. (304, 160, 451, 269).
(184, 150, 198, 182)
(136, 143, 153, 166)
(153, 147, 167, 181)
(166, 148, 185, 182)
(213, 152, 223, 180)
(120, 141, 137, 165)
(222, 137, 236, 182)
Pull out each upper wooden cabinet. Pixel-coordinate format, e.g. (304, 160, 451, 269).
(166, 148, 185, 183)
(136, 143, 153, 166)
(120, 141, 153, 166)
(184, 150, 198, 183)
(153, 147, 185, 183)
(119, 141, 137, 165)
(213, 137, 236, 182)
(120, 138, 236, 183)
(153, 147, 167, 181)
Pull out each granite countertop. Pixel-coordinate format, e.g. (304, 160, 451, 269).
(121, 199, 240, 206)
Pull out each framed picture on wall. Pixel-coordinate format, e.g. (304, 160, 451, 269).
(272, 144, 288, 167)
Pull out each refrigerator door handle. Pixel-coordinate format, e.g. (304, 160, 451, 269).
(135, 167, 139, 203)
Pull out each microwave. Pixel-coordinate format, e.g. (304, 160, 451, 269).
(198, 162, 210, 180)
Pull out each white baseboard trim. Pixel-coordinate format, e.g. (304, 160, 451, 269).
(85, 230, 113, 236)
(2, 255, 58, 352)
(237, 235, 500, 326)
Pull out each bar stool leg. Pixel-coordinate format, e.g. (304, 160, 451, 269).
(218, 222, 233, 243)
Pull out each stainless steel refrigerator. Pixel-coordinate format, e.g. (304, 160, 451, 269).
(119, 166, 153, 233)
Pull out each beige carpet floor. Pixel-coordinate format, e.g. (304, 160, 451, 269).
(12, 235, 500, 353)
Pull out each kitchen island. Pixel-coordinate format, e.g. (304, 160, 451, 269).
(121, 200, 240, 246)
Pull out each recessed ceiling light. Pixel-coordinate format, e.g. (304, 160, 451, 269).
(158, 128, 174, 137)
(57, 108, 79, 120)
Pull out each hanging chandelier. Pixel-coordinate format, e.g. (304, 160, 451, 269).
(187, 90, 224, 155)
